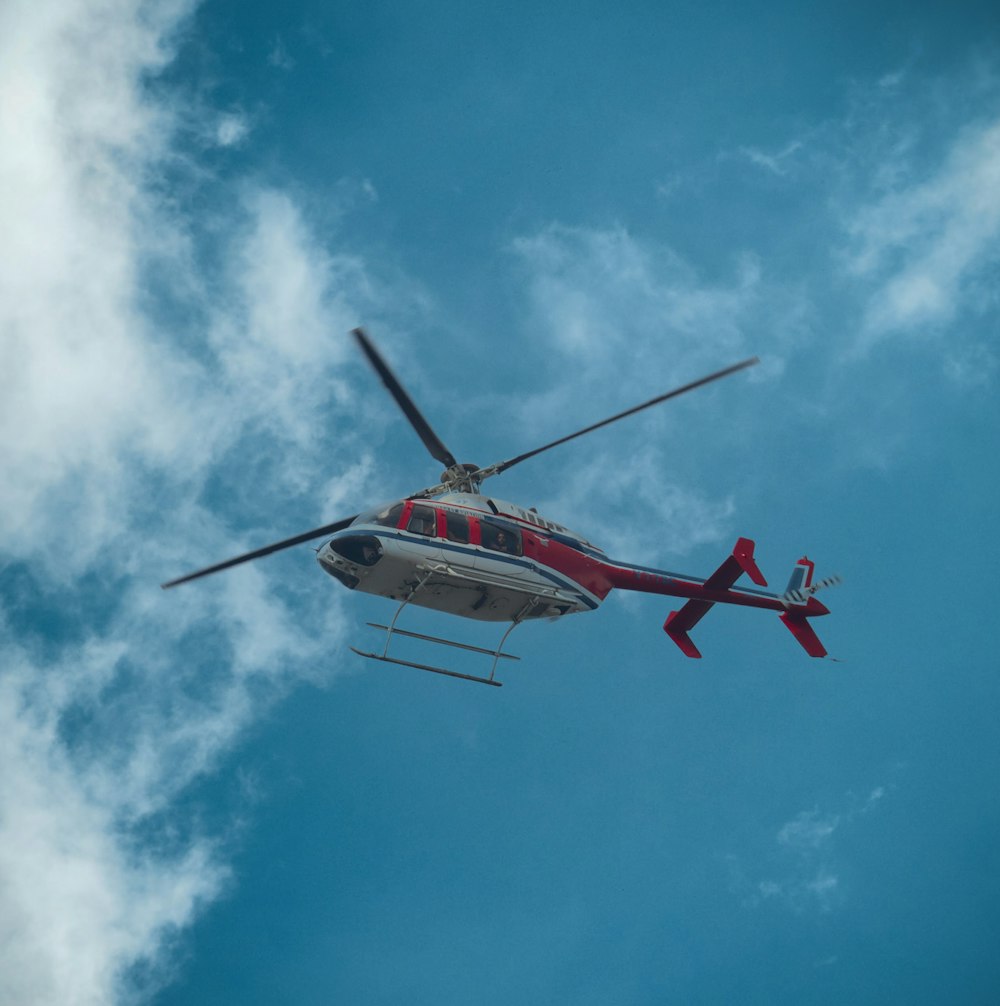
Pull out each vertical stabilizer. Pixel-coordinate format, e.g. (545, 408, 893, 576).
(784, 556, 815, 602)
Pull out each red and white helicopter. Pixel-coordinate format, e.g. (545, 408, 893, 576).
(164, 328, 838, 686)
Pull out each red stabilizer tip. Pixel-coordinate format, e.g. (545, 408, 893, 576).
(664, 611, 703, 658)
(734, 537, 768, 587)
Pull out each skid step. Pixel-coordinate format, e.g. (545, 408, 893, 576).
(365, 624, 520, 660)
(350, 648, 503, 687)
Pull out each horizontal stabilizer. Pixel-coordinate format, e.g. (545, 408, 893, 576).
(662, 539, 769, 658)
(779, 612, 827, 658)
(704, 537, 768, 591)
(664, 605, 710, 658)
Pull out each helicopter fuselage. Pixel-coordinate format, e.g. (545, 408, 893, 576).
(317, 492, 612, 622)
(317, 488, 833, 659)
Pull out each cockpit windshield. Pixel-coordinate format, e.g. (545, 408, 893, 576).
(355, 501, 405, 529)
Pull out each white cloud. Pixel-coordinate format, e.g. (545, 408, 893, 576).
(804, 869, 839, 900)
(215, 113, 250, 147)
(864, 785, 885, 809)
(511, 225, 761, 384)
(268, 34, 295, 71)
(754, 809, 843, 913)
(205, 187, 378, 484)
(0, 660, 224, 1006)
(878, 68, 907, 90)
(738, 140, 804, 176)
(505, 224, 793, 560)
(510, 224, 799, 409)
(778, 809, 840, 851)
(843, 116, 1000, 345)
(755, 869, 840, 913)
(736, 785, 890, 915)
(0, 1, 387, 1002)
(0, 0, 201, 563)
(944, 341, 998, 387)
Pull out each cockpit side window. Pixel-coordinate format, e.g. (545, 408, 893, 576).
(444, 511, 470, 544)
(480, 519, 522, 556)
(365, 502, 405, 529)
(407, 503, 437, 537)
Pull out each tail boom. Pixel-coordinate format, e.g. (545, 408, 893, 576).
(601, 539, 832, 658)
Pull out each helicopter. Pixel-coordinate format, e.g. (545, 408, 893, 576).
(163, 328, 838, 686)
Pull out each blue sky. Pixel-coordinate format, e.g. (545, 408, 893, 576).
(2, 1, 999, 1003)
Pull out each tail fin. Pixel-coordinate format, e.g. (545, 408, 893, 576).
(783, 556, 841, 607)
(780, 556, 841, 657)
(783, 556, 814, 603)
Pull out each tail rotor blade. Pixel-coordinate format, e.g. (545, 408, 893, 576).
(161, 514, 359, 589)
(352, 327, 458, 469)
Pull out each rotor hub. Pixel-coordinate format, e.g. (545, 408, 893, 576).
(440, 463, 482, 493)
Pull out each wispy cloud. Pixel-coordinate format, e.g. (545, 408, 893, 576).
(510, 223, 804, 399)
(778, 809, 841, 851)
(710, 61, 1000, 390)
(738, 140, 804, 176)
(506, 223, 797, 558)
(215, 112, 250, 147)
(0, 1, 391, 1002)
(511, 224, 762, 384)
(268, 34, 295, 71)
(835, 72, 1000, 351)
(848, 118, 1000, 342)
(733, 783, 892, 915)
(753, 807, 844, 914)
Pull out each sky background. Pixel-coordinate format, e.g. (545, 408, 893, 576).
(2, 1, 999, 1003)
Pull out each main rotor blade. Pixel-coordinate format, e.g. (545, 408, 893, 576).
(484, 356, 760, 478)
(352, 327, 458, 469)
(161, 514, 359, 589)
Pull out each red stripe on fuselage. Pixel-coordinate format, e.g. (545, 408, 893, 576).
(521, 530, 615, 600)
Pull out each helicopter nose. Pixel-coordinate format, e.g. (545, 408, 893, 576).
(327, 534, 383, 567)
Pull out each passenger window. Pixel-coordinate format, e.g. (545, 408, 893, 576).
(445, 511, 470, 544)
(407, 504, 437, 537)
(481, 520, 521, 556)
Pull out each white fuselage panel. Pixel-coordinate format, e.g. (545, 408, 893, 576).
(317, 524, 598, 622)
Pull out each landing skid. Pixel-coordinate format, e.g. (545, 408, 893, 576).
(351, 568, 536, 687)
(350, 648, 505, 687)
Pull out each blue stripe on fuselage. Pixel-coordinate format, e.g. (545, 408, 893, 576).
(329, 526, 601, 609)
